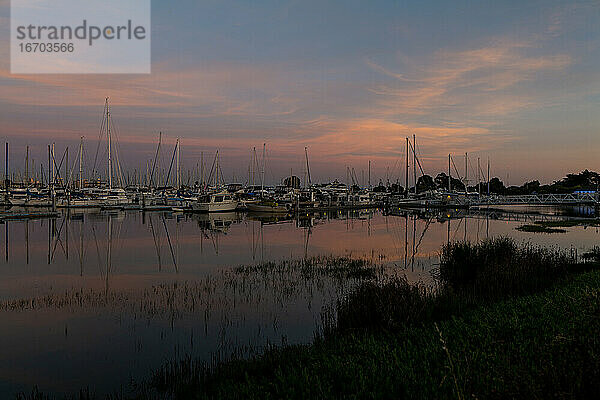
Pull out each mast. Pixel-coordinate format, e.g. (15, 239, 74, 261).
(261, 143, 265, 192)
(412, 134, 416, 195)
(176, 138, 180, 189)
(106, 97, 113, 190)
(51, 143, 55, 187)
(448, 154, 451, 192)
(215, 150, 219, 188)
(477, 157, 481, 196)
(405, 137, 409, 197)
(66, 147, 69, 189)
(368, 160, 371, 190)
(252, 147, 256, 187)
(25, 145, 29, 186)
(304, 146, 311, 188)
(4, 142, 8, 190)
(150, 132, 162, 189)
(303, 159, 306, 189)
(47, 145, 51, 188)
(487, 158, 490, 195)
(200, 151, 204, 189)
(79, 137, 83, 189)
(346, 166, 349, 190)
(248, 148, 252, 188)
(464, 152, 468, 193)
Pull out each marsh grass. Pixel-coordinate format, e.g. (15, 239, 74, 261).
(234, 255, 380, 280)
(0, 256, 380, 319)
(333, 276, 434, 332)
(331, 237, 586, 333)
(516, 224, 567, 233)
(438, 237, 574, 300)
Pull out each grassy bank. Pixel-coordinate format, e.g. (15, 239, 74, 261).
(147, 238, 599, 399)
(151, 269, 600, 400)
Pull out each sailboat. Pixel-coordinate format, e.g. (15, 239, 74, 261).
(244, 144, 288, 213)
(191, 150, 238, 212)
(98, 98, 131, 208)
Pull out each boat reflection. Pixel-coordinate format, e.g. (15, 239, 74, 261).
(193, 211, 241, 232)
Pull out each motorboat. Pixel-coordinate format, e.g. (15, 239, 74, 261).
(192, 192, 238, 212)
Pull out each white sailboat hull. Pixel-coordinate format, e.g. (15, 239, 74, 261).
(192, 201, 238, 212)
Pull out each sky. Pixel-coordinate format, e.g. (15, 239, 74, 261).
(0, 0, 599, 186)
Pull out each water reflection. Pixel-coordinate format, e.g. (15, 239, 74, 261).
(0, 207, 598, 397)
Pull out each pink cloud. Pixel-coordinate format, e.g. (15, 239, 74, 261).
(367, 39, 572, 118)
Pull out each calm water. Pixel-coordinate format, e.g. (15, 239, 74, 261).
(0, 207, 598, 397)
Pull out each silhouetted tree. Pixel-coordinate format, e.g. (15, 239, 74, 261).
(488, 177, 506, 194)
(523, 180, 541, 194)
(434, 173, 465, 191)
(372, 184, 387, 193)
(390, 183, 404, 193)
(416, 175, 436, 193)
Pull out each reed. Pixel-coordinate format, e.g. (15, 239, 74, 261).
(438, 237, 574, 300)
(234, 256, 380, 280)
(0, 256, 381, 319)
(334, 276, 434, 332)
(331, 237, 582, 332)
